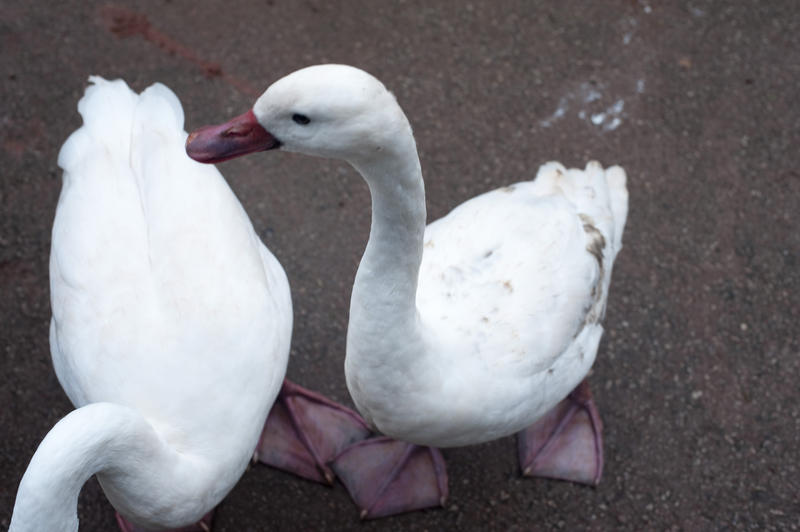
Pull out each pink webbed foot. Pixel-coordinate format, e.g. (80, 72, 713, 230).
(331, 437, 449, 519)
(254, 379, 371, 484)
(115, 511, 213, 532)
(518, 380, 604, 485)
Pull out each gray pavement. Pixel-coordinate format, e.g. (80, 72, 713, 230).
(1, 1, 798, 530)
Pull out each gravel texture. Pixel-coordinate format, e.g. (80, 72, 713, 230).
(1, 1, 798, 530)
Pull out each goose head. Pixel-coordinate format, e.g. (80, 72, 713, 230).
(187, 64, 411, 166)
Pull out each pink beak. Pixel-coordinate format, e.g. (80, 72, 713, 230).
(185, 110, 280, 164)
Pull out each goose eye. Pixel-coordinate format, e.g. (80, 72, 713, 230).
(292, 113, 310, 125)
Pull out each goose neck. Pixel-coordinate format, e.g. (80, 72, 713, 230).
(10, 403, 216, 532)
(350, 140, 426, 323)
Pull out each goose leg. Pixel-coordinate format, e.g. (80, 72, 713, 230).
(517, 379, 603, 485)
(254, 379, 371, 484)
(330, 437, 449, 519)
(115, 511, 213, 532)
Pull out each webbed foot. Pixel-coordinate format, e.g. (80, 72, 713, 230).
(115, 511, 213, 532)
(255, 379, 371, 484)
(331, 437, 448, 519)
(518, 380, 603, 485)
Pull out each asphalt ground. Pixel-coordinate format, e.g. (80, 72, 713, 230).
(1, 1, 798, 530)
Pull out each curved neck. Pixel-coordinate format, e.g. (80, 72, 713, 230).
(10, 403, 215, 532)
(346, 131, 427, 377)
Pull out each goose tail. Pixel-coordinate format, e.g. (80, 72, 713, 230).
(536, 160, 628, 260)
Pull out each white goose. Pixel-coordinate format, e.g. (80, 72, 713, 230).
(9, 78, 294, 531)
(186, 64, 629, 518)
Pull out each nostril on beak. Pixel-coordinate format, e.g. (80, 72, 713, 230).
(224, 125, 250, 137)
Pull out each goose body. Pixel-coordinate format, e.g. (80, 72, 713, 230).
(11, 78, 292, 531)
(186, 64, 628, 516)
(348, 161, 627, 447)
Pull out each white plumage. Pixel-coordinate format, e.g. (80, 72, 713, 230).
(241, 65, 629, 449)
(399, 162, 627, 446)
(11, 78, 292, 531)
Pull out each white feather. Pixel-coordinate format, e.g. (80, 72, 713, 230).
(11, 78, 292, 531)
(251, 65, 628, 448)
